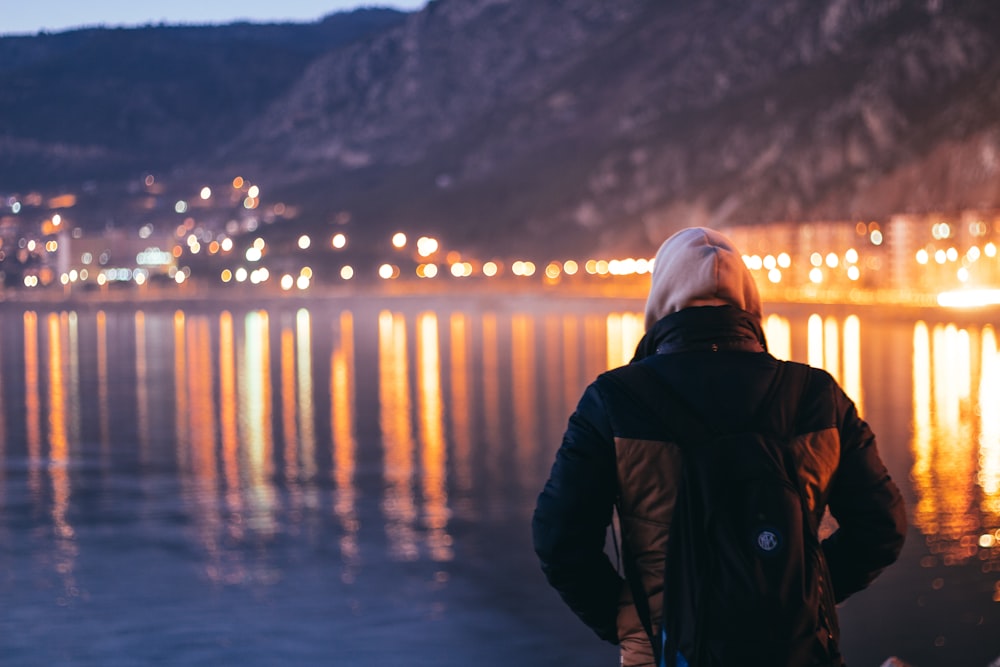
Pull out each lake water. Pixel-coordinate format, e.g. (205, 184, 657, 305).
(0, 295, 997, 667)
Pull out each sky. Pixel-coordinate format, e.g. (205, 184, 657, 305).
(1, 1, 427, 36)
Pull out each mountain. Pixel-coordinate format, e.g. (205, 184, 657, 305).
(3, 0, 1000, 259)
(0, 9, 407, 186)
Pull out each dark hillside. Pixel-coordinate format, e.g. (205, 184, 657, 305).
(0, 9, 407, 187)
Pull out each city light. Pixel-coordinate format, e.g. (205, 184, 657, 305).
(483, 261, 499, 277)
(332, 233, 347, 249)
(416, 236, 439, 257)
(563, 260, 579, 275)
(938, 289, 1000, 308)
(391, 232, 407, 249)
(932, 222, 952, 239)
(200, 187, 211, 200)
(298, 235, 311, 250)
(511, 260, 536, 277)
(340, 266, 354, 280)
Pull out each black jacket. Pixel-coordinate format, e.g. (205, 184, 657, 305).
(532, 306, 907, 666)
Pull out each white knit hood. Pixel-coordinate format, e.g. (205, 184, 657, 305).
(643, 227, 762, 331)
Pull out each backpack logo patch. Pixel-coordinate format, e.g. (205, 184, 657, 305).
(755, 526, 782, 555)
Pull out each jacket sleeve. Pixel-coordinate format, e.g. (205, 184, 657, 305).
(532, 382, 623, 643)
(822, 386, 907, 603)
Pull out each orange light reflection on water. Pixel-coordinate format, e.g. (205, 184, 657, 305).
(241, 310, 277, 535)
(186, 316, 223, 577)
(96, 311, 110, 453)
(764, 314, 791, 361)
(805, 313, 864, 414)
(512, 314, 537, 494)
(46, 312, 78, 601)
(480, 312, 501, 512)
(981, 327, 1000, 524)
(281, 323, 300, 492)
(24, 311, 42, 500)
(332, 311, 359, 581)
(173, 311, 189, 472)
(448, 313, 473, 501)
(296, 309, 317, 489)
(417, 312, 453, 562)
(379, 310, 418, 561)
(911, 320, 1000, 571)
(606, 312, 643, 370)
(135, 311, 150, 459)
(218, 311, 244, 546)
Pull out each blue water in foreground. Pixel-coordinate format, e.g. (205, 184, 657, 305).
(0, 297, 997, 666)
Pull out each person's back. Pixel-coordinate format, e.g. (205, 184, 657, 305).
(532, 227, 907, 667)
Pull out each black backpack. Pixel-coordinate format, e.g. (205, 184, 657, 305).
(607, 360, 841, 667)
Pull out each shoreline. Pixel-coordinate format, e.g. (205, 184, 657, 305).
(0, 282, 997, 324)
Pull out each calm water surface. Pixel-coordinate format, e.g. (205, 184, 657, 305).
(0, 296, 997, 666)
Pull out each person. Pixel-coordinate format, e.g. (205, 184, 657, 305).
(532, 227, 907, 666)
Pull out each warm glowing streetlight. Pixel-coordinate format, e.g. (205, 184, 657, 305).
(417, 236, 439, 257)
(391, 232, 407, 249)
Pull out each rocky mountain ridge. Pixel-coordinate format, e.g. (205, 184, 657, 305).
(3, 0, 999, 258)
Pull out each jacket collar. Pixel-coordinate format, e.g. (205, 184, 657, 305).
(631, 305, 767, 362)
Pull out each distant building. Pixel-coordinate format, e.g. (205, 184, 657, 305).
(62, 229, 177, 287)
